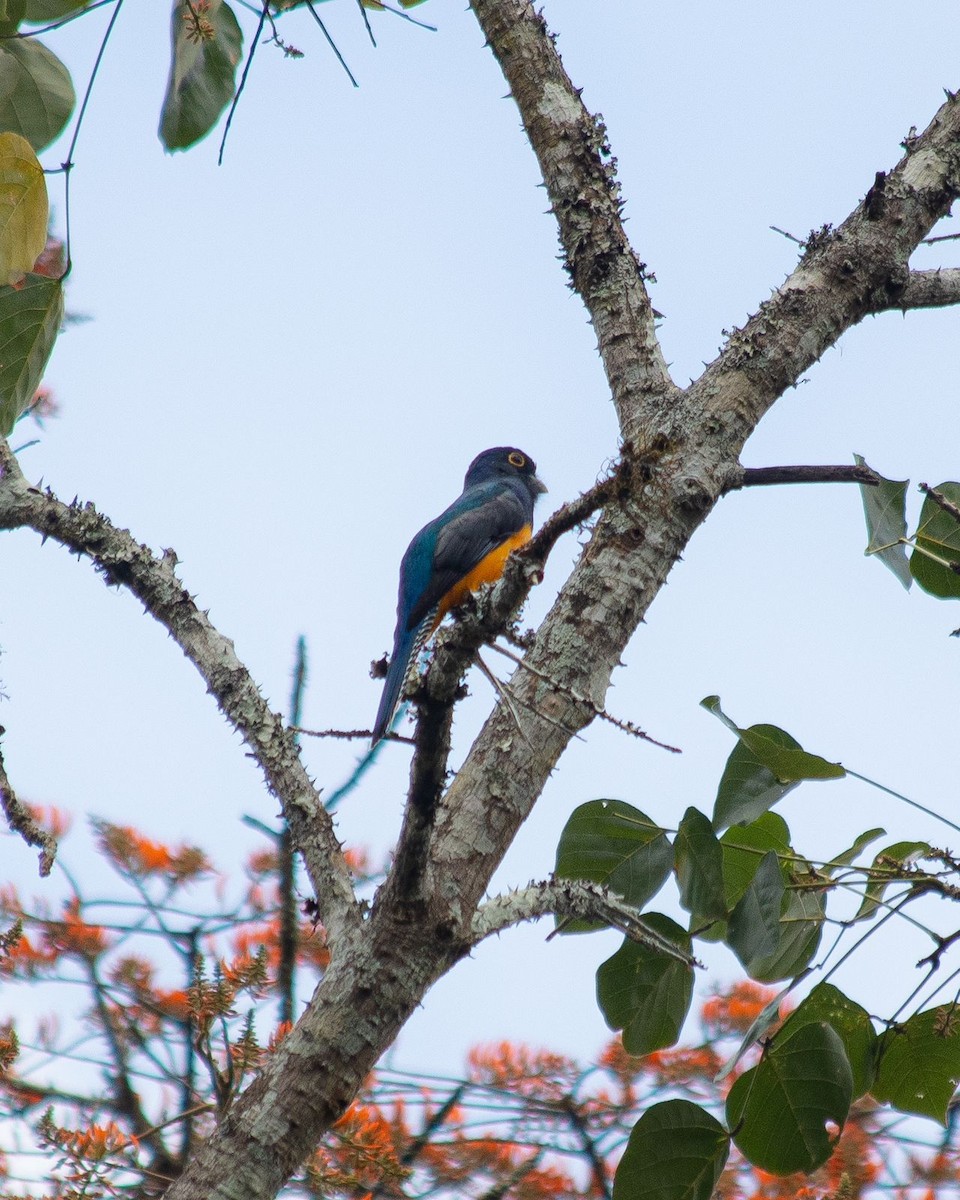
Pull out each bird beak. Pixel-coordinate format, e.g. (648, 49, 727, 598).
(531, 474, 548, 496)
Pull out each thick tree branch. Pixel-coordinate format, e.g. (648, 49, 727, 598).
(690, 95, 960, 448)
(0, 440, 360, 944)
(470, 0, 679, 440)
(21, 7, 957, 1198)
(870, 266, 960, 311)
(471, 879, 697, 965)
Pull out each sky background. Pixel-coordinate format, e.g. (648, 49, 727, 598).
(3, 0, 960, 1090)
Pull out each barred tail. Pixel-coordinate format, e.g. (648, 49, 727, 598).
(371, 611, 435, 745)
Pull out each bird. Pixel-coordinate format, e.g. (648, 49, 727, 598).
(372, 446, 547, 745)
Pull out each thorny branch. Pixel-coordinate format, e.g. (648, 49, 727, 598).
(471, 879, 698, 967)
(0, 439, 360, 944)
(0, 737, 57, 876)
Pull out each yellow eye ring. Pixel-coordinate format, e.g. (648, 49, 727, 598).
(508, 451, 526, 468)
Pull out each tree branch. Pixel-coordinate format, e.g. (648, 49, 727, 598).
(0, 736, 57, 876)
(920, 482, 960, 524)
(724, 463, 882, 491)
(870, 266, 960, 311)
(690, 95, 960, 449)
(469, 0, 679, 441)
(471, 879, 697, 966)
(0, 439, 360, 944)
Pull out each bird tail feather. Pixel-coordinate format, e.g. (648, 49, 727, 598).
(371, 610, 435, 744)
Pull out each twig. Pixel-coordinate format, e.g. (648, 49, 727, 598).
(769, 224, 804, 245)
(305, 0, 359, 87)
(726, 463, 881, 491)
(920, 482, 960, 525)
(474, 654, 532, 749)
(0, 737, 57, 875)
(59, 0, 126, 274)
(487, 641, 681, 753)
(219, 0, 269, 165)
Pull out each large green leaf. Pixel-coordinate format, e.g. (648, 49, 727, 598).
(873, 1006, 960, 1123)
(778, 983, 876, 1099)
(911, 482, 960, 598)
(702, 697, 845, 789)
(0, 0, 26, 35)
(855, 453, 911, 589)
(745, 878, 824, 983)
(720, 813, 792, 911)
(596, 914, 693, 1056)
(727, 1022, 853, 1174)
(23, 0, 89, 19)
(854, 839, 931, 922)
(613, 1100, 729, 1200)
(0, 38, 75, 152)
(0, 272, 62, 434)
(727, 850, 783, 970)
(0, 132, 48, 280)
(712, 726, 802, 831)
(675, 807, 726, 923)
(159, 0, 243, 152)
(555, 799, 672, 932)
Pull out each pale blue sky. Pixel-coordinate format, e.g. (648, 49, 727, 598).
(3, 0, 960, 1074)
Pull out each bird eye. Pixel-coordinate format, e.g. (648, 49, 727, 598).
(508, 451, 526, 468)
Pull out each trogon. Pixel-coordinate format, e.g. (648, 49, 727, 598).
(372, 446, 547, 744)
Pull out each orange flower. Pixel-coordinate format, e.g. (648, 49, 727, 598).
(701, 982, 781, 1034)
(96, 821, 211, 882)
(467, 1041, 579, 1101)
(44, 898, 109, 960)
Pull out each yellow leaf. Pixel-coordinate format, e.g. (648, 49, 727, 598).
(0, 132, 49, 284)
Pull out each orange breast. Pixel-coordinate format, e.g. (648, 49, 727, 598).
(434, 524, 532, 625)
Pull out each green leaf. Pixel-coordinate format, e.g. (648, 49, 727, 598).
(702, 697, 845, 787)
(745, 878, 824, 983)
(778, 983, 876, 1099)
(23, 0, 89, 19)
(613, 1100, 729, 1200)
(911, 483, 960, 598)
(0, 38, 75, 152)
(712, 726, 802, 831)
(727, 850, 783, 970)
(0, 0, 26, 35)
(555, 799, 672, 932)
(855, 453, 911, 589)
(720, 813, 792, 910)
(596, 914, 693, 1056)
(873, 1007, 960, 1123)
(675, 807, 727, 923)
(0, 272, 62, 434)
(727, 1022, 853, 1174)
(159, 0, 243, 152)
(824, 826, 886, 875)
(0, 132, 48, 280)
(854, 840, 931, 922)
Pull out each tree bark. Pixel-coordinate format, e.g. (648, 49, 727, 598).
(2, 3, 959, 1198)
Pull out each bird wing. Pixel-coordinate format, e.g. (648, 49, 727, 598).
(405, 482, 528, 631)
